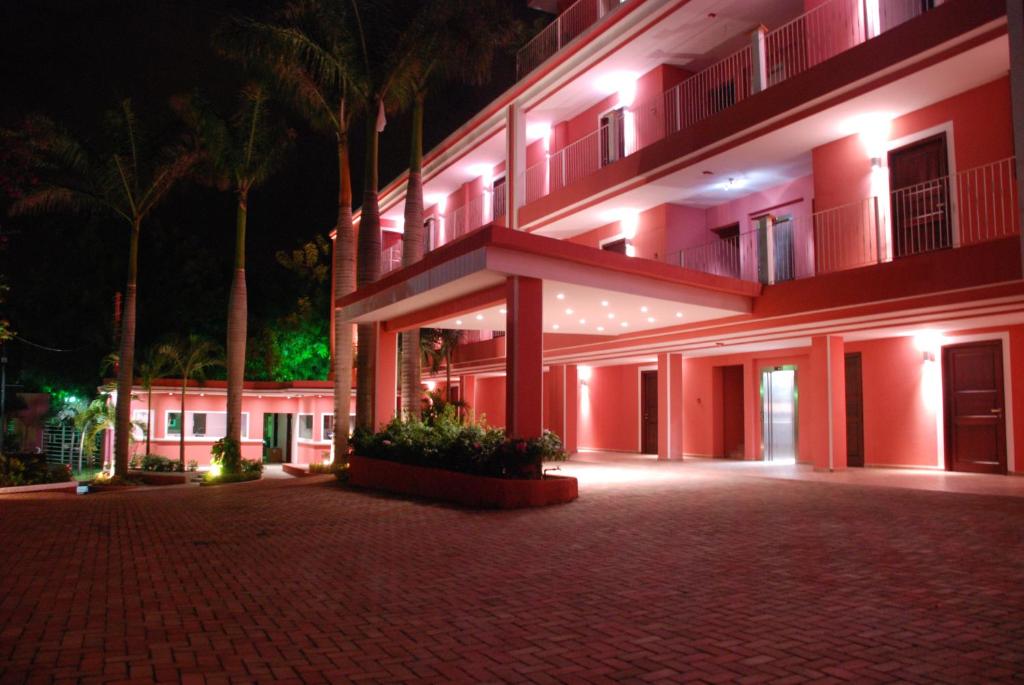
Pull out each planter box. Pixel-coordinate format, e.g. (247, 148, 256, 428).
(348, 455, 578, 509)
(281, 464, 309, 477)
(127, 470, 188, 486)
(0, 480, 78, 496)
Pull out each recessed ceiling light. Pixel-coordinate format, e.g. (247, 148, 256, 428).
(552, 323, 560, 330)
(455, 319, 462, 325)
(621, 321, 629, 327)
(565, 308, 573, 315)
(601, 300, 609, 307)
(607, 313, 615, 319)
(702, 169, 714, 175)
(640, 306, 648, 313)
(647, 316, 655, 323)
(579, 319, 586, 324)
(499, 308, 507, 314)
(597, 325, 605, 332)
(475, 314, 484, 321)
(556, 293, 565, 300)
(675, 311, 683, 318)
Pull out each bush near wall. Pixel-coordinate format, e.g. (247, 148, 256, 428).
(352, 407, 567, 480)
(0, 452, 72, 487)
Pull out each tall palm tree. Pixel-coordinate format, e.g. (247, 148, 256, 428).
(173, 86, 292, 447)
(136, 346, 171, 456)
(8, 101, 195, 476)
(221, 1, 366, 465)
(395, 2, 523, 420)
(420, 328, 462, 404)
(159, 335, 224, 469)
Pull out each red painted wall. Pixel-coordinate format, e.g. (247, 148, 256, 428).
(577, 363, 642, 452)
(474, 377, 506, 428)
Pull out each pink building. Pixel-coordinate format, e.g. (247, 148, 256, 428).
(121, 380, 342, 466)
(335, 0, 1024, 475)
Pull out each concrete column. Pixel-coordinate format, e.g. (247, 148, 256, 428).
(548, 364, 579, 455)
(505, 102, 526, 230)
(505, 276, 544, 439)
(460, 374, 477, 421)
(373, 325, 398, 430)
(809, 335, 847, 471)
(750, 25, 769, 93)
(743, 359, 759, 460)
(657, 353, 684, 460)
(1007, 0, 1024, 273)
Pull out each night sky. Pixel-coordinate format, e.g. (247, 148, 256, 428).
(0, 0, 544, 395)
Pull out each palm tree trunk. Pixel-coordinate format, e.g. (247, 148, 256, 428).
(145, 385, 153, 455)
(334, 133, 356, 463)
(113, 218, 140, 476)
(226, 190, 248, 444)
(400, 92, 425, 419)
(356, 99, 383, 431)
(445, 354, 452, 404)
(179, 378, 187, 469)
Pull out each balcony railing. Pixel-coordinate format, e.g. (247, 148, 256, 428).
(667, 158, 1020, 284)
(381, 243, 403, 274)
(522, 0, 935, 204)
(517, 0, 628, 80)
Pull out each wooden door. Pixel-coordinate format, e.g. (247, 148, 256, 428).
(640, 370, 658, 454)
(888, 133, 951, 257)
(845, 353, 865, 467)
(943, 341, 1007, 474)
(721, 365, 745, 458)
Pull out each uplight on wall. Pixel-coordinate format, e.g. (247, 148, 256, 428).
(841, 112, 894, 161)
(595, 71, 639, 107)
(914, 329, 945, 363)
(578, 365, 592, 386)
(526, 122, 552, 151)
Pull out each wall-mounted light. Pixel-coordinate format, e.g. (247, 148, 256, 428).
(913, 329, 944, 363)
(578, 365, 592, 386)
(595, 71, 639, 107)
(841, 112, 894, 160)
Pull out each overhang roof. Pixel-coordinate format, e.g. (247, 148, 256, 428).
(336, 226, 759, 336)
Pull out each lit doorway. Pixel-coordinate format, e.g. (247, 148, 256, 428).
(263, 413, 292, 463)
(761, 367, 797, 463)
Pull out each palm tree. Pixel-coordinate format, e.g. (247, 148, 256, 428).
(397, 2, 523, 419)
(159, 335, 224, 469)
(73, 397, 115, 473)
(173, 86, 292, 447)
(136, 347, 171, 456)
(420, 328, 462, 404)
(221, 1, 366, 465)
(8, 101, 195, 476)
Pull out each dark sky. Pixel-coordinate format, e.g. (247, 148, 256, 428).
(0, 0, 544, 394)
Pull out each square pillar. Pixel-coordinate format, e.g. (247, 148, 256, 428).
(548, 364, 579, 455)
(657, 353, 684, 460)
(460, 374, 477, 421)
(743, 360, 759, 460)
(809, 335, 847, 471)
(505, 102, 526, 230)
(374, 325, 398, 430)
(505, 276, 544, 439)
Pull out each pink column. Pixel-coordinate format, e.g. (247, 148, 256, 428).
(809, 335, 847, 471)
(374, 325, 398, 430)
(657, 353, 684, 460)
(505, 276, 544, 439)
(743, 359, 759, 460)
(460, 374, 477, 421)
(547, 364, 579, 455)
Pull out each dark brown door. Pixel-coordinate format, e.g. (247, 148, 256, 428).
(943, 341, 1007, 474)
(721, 365, 745, 458)
(888, 133, 951, 258)
(845, 353, 865, 467)
(640, 370, 658, 454)
(602, 238, 628, 255)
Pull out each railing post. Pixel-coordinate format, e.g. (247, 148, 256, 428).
(872, 196, 884, 264)
(751, 25, 769, 93)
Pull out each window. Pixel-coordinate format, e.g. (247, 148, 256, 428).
(131, 410, 151, 441)
(298, 414, 314, 440)
(322, 414, 335, 442)
(165, 411, 248, 439)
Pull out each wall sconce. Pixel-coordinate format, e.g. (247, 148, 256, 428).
(922, 350, 935, 363)
(578, 365, 592, 387)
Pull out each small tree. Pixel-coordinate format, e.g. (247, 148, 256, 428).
(159, 335, 224, 469)
(420, 328, 462, 404)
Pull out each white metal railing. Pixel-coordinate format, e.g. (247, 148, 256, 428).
(525, 0, 939, 205)
(445, 205, 466, 241)
(516, 0, 627, 80)
(381, 243, 403, 273)
(493, 181, 507, 221)
(670, 158, 1019, 284)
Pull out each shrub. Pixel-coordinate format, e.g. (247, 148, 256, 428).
(187, 460, 198, 472)
(352, 407, 566, 480)
(139, 455, 182, 472)
(0, 452, 73, 487)
(239, 458, 263, 475)
(211, 437, 242, 475)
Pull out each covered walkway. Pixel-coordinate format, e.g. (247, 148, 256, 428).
(562, 449, 1024, 498)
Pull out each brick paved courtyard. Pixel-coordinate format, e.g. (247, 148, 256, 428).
(2, 463, 1023, 684)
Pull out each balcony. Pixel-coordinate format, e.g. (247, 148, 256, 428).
(667, 158, 1020, 285)
(522, 0, 936, 205)
(517, 0, 629, 80)
(381, 243, 403, 274)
